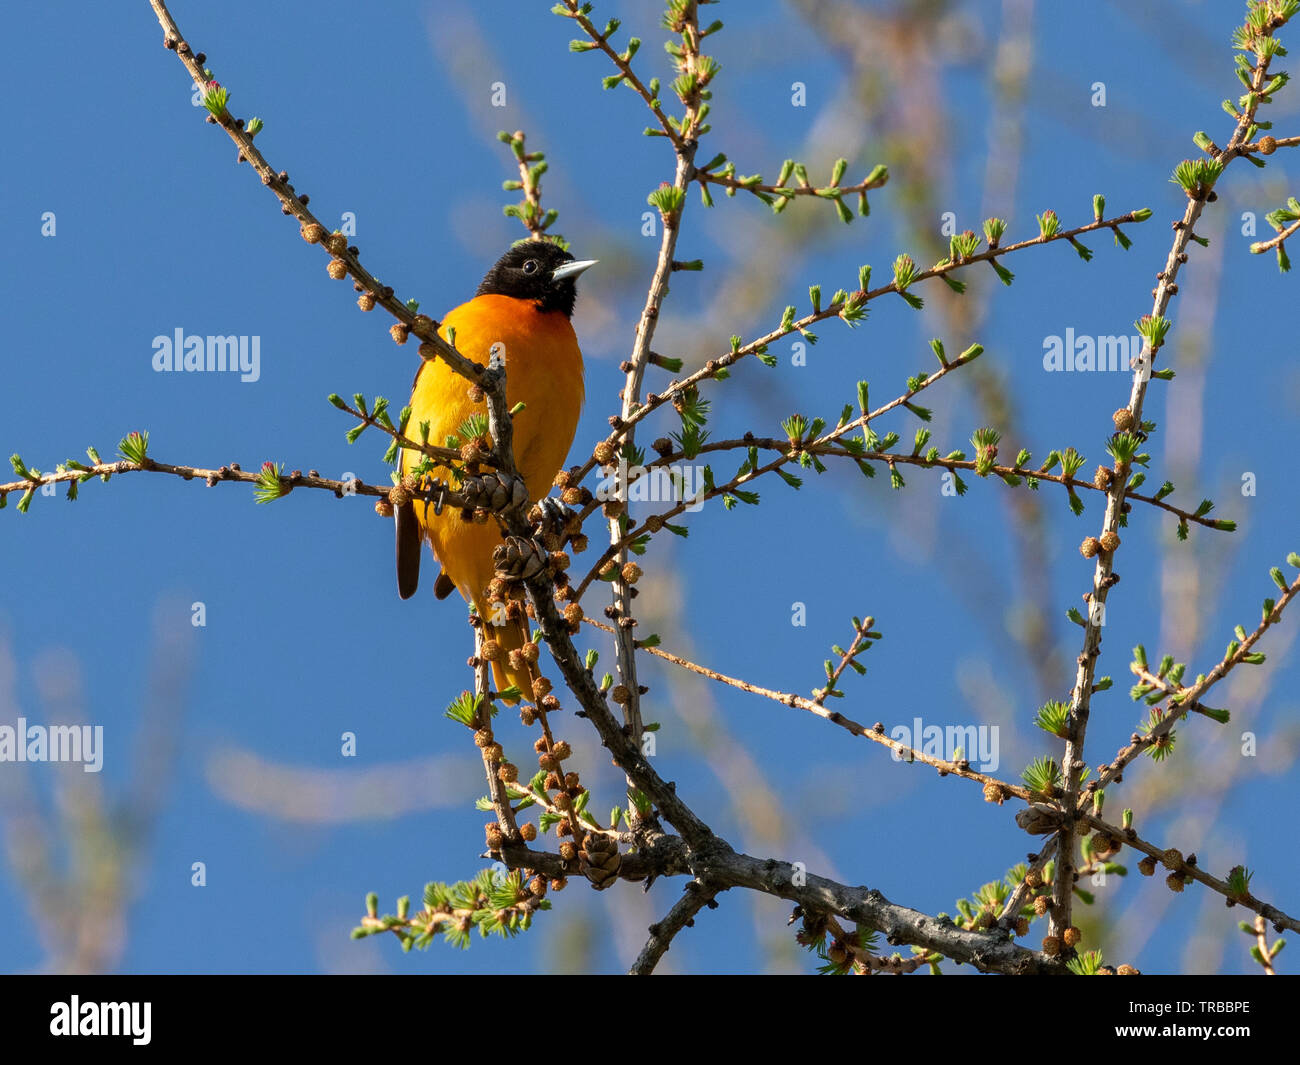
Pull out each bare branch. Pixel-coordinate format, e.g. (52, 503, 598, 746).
(582, 617, 1032, 801)
(629, 879, 720, 974)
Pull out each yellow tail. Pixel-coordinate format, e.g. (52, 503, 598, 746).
(482, 605, 534, 704)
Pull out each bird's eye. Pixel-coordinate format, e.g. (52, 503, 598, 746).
(522, 259, 539, 274)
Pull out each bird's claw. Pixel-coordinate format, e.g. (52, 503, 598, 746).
(539, 496, 571, 525)
(532, 496, 580, 551)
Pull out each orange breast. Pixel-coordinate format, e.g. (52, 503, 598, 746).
(403, 294, 585, 607)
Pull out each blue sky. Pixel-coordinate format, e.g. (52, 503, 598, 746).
(2, 0, 1298, 974)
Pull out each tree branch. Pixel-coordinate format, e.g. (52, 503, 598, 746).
(629, 879, 720, 974)
(1049, 26, 1290, 943)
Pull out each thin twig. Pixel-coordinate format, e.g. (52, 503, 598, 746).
(824, 915, 940, 974)
(1252, 914, 1279, 974)
(696, 164, 887, 202)
(557, 0, 683, 147)
(0, 455, 493, 514)
(1092, 570, 1300, 793)
(629, 879, 720, 974)
(146, 0, 488, 393)
(573, 346, 978, 599)
(1238, 133, 1300, 155)
(573, 435, 1228, 535)
(1250, 214, 1300, 254)
(997, 844, 1055, 929)
(3, 456, 381, 501)
(569, 208, 1153, 487)
(508, 131, 549, 242)
(474, 630, 522, 844)
(1079, 811, 1300, 934)
(582, 617, 1033, 800)
(1050, 34, 1287, 943)
(330, 394, 478, 467)
(602, 4, 704, 763)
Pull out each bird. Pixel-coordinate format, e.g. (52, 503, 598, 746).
(395, 240, 595, 701)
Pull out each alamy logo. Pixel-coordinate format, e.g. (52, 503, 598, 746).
(50, 997, 151, 1045)
(594, 457, 705, 512)
(0, 718, 103, 773)
(152, 328, 261, 382)
(1042, 328, 1147, 373)
(890, 717, 999, 772)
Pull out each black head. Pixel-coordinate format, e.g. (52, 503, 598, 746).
(475, 240, 597, 318)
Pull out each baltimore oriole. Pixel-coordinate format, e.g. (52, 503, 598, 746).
(395, 241, 595, 700)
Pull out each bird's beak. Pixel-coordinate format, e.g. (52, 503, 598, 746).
(551, 259, 598, 282)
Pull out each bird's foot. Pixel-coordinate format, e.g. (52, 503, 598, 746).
(531, 496, 582, 550)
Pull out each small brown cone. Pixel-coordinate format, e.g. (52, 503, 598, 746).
(580, 833, 622, 890)
(493, 536, 548, 581)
